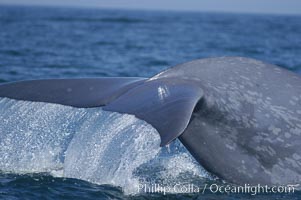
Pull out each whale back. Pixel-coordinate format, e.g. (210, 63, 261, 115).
(159, 57, 301, 185)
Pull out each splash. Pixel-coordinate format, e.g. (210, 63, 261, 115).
(0, 98, 209, 194)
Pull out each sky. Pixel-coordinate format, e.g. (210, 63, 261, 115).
(0, 0, 301, 15)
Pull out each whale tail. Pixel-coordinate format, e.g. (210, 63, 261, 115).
(0, 77, 204, 146)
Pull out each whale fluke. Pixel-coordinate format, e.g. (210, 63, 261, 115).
(0, 77, 203, 146)
(0, 77, 146, 107)
(104, 78, 203, 146)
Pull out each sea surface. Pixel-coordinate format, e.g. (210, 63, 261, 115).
(0, 5, 301, 200)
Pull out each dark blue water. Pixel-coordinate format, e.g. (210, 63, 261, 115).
(0, 5, 301, 200)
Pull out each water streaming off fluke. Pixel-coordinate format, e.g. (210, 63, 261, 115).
(0, 97, 208, 194)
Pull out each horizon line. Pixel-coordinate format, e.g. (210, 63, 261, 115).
(0, 2, 301, 16)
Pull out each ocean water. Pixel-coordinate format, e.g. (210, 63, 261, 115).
(0, 5, 301, 200)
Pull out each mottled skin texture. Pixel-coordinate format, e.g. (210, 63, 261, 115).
(155, 57, 301, 185)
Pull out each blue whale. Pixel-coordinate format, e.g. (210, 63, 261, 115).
(0, 57, 301, 186)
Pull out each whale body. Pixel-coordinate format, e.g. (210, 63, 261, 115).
(0, 57, 301, 186)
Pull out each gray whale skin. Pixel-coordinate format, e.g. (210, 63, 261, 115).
(1, 57, 301, 186)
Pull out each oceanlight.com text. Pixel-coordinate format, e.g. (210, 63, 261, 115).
(137, 183, 297, 195)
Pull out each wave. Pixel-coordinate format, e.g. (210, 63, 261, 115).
(49, 17, 147, 24)
(0, 49, 26, 57)
(147, 59, 170, 66)
(0, 98, 209, 194)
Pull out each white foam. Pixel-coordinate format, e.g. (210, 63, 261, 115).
(0, 97, 209, 194)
